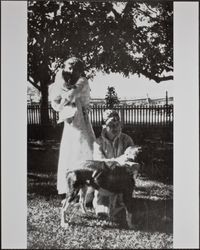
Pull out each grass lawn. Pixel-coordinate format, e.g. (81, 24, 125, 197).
(27, 141, 173, 249)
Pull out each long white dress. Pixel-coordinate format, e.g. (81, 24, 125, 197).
(50, 75, 96, 194)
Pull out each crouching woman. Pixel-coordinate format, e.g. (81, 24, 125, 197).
(92, 109, 135, 215)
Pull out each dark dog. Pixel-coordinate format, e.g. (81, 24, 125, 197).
(61, 162, 137, 229)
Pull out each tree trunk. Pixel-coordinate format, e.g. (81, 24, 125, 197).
(40, 80, 49, 126)
(39, 62, 51, 130)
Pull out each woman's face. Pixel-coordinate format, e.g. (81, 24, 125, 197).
(105, 117, 121, 139)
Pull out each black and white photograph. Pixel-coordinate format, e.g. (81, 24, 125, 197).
(27, 1, 174, 248)
(1, 1, 199, 249)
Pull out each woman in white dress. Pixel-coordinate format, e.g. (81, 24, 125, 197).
(50, 57, 96, 196)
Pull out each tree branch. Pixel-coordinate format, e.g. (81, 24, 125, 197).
(28, 77, 41, 91)
(143, 3, 157, 15)
(137, 8, 157, 21)
(152, 75, 173, 83)
(122, 2, 135, 16)
(111, 6, 121, 20)
(139, 67, 173, 83)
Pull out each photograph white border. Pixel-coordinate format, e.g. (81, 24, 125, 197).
(1, 1, 199, 248)
(2, 1, 27, 249)
(174, 2, 199, 248)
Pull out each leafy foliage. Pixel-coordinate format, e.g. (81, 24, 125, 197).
(28, 1, 173, 86)
(28, 1, 173, 122)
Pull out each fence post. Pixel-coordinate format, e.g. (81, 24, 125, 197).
(120, 107, 125, 125)
(53, 110, 57, 127)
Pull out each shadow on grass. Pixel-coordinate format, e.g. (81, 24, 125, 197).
(28, 172, 57, 197)
(28, 143, 173, 234)
(28, 144, 58, 196)
(60, 197, 173, 234)
(28, 172, 173, 234)
(28, 146, 58, 174)
(132, 198, 173, 234)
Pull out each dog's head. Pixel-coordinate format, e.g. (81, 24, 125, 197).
(123, 146, 142, 162)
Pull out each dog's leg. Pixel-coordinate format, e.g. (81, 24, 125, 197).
(92, 190, 98, 216)
(61, 188, 80, 228)
(108, 194, 124, 218)
(61, 198, 71, 228)
(79, 186, 87, 214)
(111, 194, 126, 217)
(123, 192, 135, 230)
(108, 194, 117, 220)
(125, 209, 135, 229)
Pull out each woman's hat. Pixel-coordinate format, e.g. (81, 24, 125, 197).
(102, 109, 120, 124)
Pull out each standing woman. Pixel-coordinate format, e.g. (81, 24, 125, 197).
(50, 57, 96, 197)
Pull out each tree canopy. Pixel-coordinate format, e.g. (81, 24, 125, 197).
(28, 1, 173, 88)
(28, 1, 173, 124)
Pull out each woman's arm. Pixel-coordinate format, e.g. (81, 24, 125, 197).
(50, 69, 71, 112)
(93, 140, 107, 160)
(93, 140, 119, 164)
(49, 83, 68, 112)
